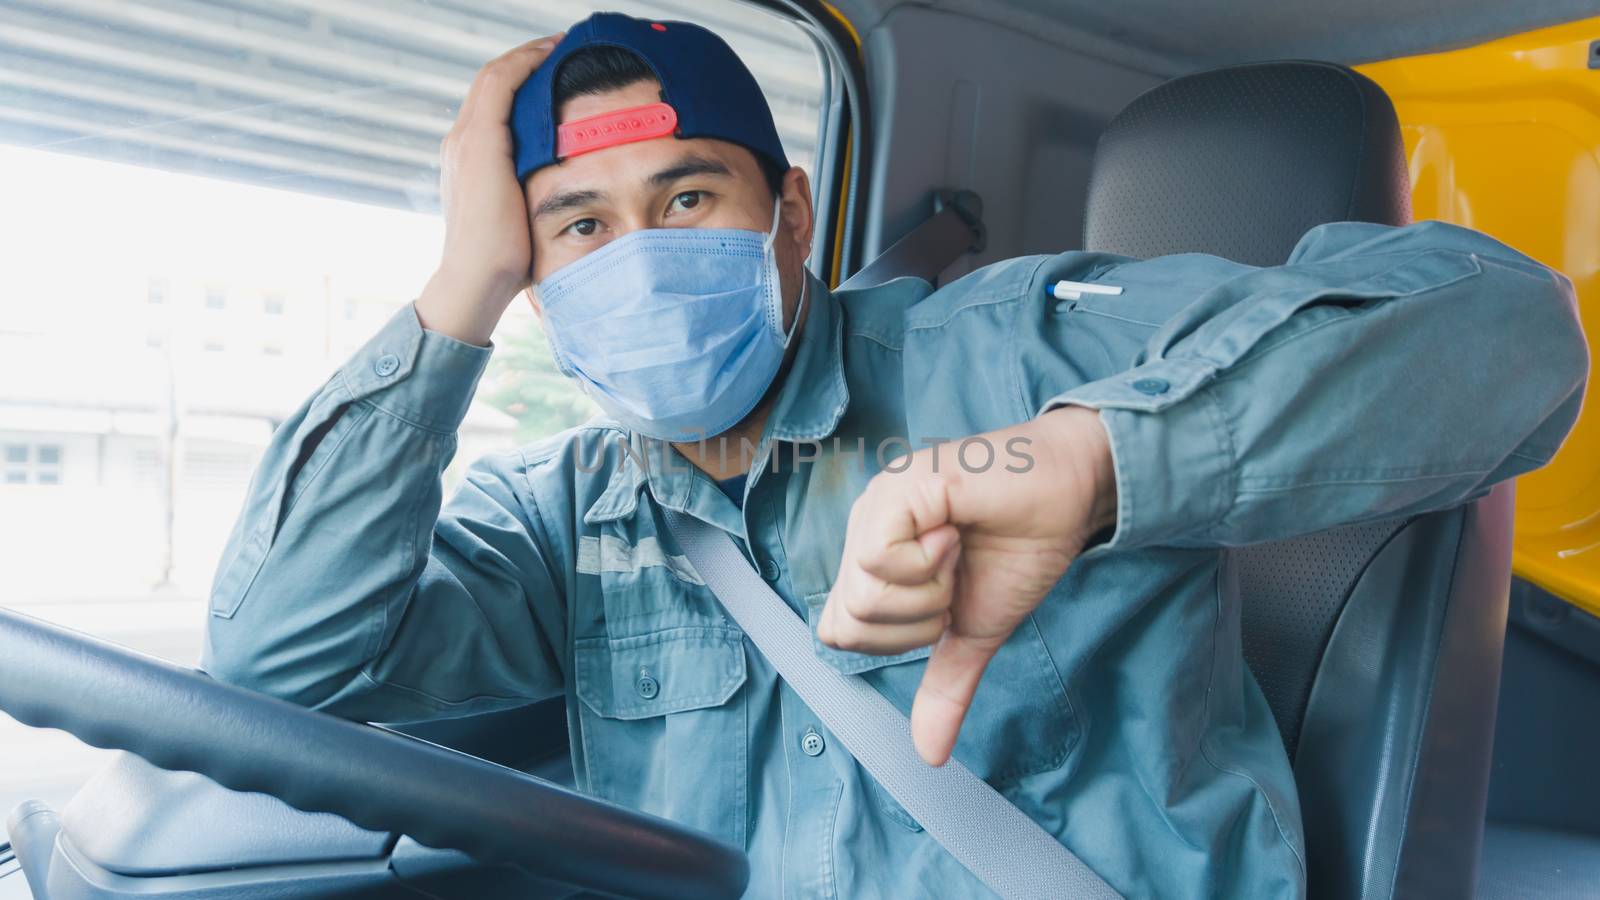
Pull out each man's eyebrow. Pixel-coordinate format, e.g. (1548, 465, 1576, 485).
(531, 156, 730, 221)
(533, 188, 606, 221)
(647, 156, 733, 187)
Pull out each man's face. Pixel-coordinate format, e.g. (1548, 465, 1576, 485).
(524, 79, 814, 331)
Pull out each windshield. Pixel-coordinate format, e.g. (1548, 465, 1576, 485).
(0, 0, 825, 829)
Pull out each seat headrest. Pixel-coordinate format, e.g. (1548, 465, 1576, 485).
(1084, 61, 1411, 266)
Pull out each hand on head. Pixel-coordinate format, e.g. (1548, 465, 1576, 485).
(416, 35, 564, 346)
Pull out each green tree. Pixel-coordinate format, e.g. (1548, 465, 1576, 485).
(480, 318, 597, 444)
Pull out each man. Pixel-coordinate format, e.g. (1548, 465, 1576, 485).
(204, 12, 1588, 898)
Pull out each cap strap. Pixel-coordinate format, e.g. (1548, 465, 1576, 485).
(556, 102, 679, 159)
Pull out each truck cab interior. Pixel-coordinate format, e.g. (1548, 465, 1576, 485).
(2, 1, 1598, 898)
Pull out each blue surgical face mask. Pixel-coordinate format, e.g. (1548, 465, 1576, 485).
(535, 199, 805, 441)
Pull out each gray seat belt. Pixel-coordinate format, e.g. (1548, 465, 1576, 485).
(839, 189, 986, 291)
(662, 508, 1122, 899)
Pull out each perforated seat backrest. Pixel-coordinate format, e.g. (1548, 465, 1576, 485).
(1083, 61, 1514, 899)
(1084, 60, 1410, 268)
(1085, 60, 1415, 756)
(1231, 520, 1407, 755)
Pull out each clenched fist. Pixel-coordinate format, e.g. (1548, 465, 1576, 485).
(817, 405, 1118, 766)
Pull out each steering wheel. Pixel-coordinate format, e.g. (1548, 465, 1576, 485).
(0, 607, 749, 899)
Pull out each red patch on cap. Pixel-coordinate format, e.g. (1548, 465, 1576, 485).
(556, 102, 680, 159)
(650, 22, 667, 31)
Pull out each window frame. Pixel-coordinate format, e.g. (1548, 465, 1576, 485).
(746, 0, 869, 287)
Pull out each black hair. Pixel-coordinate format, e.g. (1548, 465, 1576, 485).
(552, 44, 657, 104)
(551, 44, 787, 195)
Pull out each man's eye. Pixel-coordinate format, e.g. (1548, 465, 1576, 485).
(566, 218, 599, 237)
(668, 191, 703, 213)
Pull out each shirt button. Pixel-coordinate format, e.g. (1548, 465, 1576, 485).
(800, 729, 825, 757)
(374, 353, 400, 377)
(1131, 377, 1169, 395)
(636, 673, 659, 700)
(759, 558, 781, 583)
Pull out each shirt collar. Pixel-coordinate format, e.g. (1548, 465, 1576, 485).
(764, 271, 850, 443)
(582, 434, 647, 525)
(583, 272, 848, 529)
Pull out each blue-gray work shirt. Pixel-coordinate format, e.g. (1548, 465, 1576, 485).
(204, 220, 1589, 898)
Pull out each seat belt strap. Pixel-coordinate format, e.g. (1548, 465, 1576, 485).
(839, 189, 986, 291)
(662, 509, 1122, 900)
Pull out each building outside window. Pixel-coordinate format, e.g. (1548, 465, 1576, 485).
(2, 443, 24, 483)
(3, 443, 64, 485)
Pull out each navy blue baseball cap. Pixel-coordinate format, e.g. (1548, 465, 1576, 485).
(510, 12, 790, 182)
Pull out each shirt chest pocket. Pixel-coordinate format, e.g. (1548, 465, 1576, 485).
(573, 625, 749, 848)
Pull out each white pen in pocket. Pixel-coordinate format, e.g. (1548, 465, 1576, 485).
(1050, 279, 1124, 301)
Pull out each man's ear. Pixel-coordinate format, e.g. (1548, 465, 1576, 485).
(524, 286, 543, 320)
(779, 166, 814, 262)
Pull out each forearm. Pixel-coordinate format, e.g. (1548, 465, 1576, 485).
(1045, 221, 1589, 552)
(1031, 406, 1119, 546)
(414, 264, 519, 347)
(204, 305, 493, 705)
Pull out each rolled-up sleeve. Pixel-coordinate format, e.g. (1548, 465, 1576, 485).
(1042, 220, 1590, 554)
(204, 305, 567, 724)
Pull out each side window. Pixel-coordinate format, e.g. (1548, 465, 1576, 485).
(0, 1, 830, 826)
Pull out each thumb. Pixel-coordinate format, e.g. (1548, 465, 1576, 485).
(910, 628, 1007, 766)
